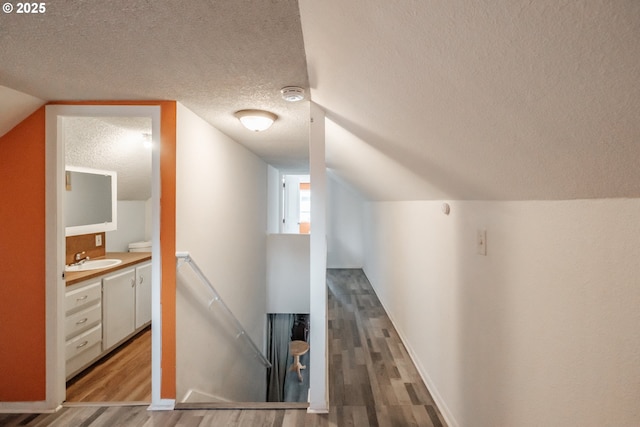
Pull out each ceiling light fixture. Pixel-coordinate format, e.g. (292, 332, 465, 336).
(234, 109, 277, 132)
(281, 86, 305, 102)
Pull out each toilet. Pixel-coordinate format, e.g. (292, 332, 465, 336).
(128, 240, 152, 252)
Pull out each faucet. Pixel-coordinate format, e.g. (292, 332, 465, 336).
(72, 251, 89, 265)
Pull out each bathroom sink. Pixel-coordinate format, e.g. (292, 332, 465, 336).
(65, 258, 122, 272)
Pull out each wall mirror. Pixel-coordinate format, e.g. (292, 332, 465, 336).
(65, 166, 117, 236)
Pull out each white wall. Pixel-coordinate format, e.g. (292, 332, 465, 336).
(0, 85, 44, 137)
(326, 173, 364, 268)
(308, 102, 328, 412)
(362, 199, 640, 427)
(266, 234, 310, 314)
(144, 198, 152, 241)
(267, 165, 281, 234)
(106, 200, 147, 252)
(175, 103, 268, 402)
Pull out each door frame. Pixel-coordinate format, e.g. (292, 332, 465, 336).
(45, 105, 164, 408)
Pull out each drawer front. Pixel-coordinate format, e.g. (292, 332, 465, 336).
(65, 324, 102, 361)
(65, 303, 101, 340)
(65, 281, 101, 314)
(66, 341, 101, 380)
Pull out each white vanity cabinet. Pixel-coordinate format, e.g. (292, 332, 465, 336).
(102, 262, 152, 351)
(65, 257, 151, 379)
(135, 262, 152, 329)
(64, 280, 102, 380)
(102, 268, 136, 351)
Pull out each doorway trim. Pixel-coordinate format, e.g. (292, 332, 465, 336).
(45, 105, 167, 409)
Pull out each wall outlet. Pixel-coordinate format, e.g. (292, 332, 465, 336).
(477, 229, 487, 256)
(95, 234, 102, 247)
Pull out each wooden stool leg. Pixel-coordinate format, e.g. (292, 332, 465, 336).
(290, 354, 306, 382)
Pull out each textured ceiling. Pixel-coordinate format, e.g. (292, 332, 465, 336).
(2, 1, 639, 201)
(0, 0, 309, 172)
(301, 0, 640, 200)
(64, 117, 152, 201)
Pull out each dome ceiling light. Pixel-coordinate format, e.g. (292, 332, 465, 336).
(234, 109, 277, 132)
(280, 86, 305, 102)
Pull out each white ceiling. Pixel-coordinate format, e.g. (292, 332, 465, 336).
(0, 0, 309, 172)
(1, 1, 639, 201)
(301, 0, 640, 200)
(64, 117, 152, 201)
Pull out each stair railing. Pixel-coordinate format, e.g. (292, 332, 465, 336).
(176, 251, 272, 369)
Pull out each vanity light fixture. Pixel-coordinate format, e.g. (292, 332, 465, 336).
(234, 109, 277, 132)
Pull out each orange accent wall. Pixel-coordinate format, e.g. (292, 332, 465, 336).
(159, 102, 177, 398)
(0, 107, 47, 401)
(0, 101, 177, 402)
(52, 100, 178, 399)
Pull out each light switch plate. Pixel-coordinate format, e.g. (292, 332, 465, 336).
(95, 234, 102, 247)
(477, 229, 487, 256)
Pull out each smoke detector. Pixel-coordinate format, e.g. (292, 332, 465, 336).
(281, 86, 305, 102)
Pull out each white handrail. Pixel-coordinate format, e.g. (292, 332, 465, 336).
(176, 251, 272, 369)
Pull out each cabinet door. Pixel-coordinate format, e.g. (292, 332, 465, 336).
(135, 262, 152, 329)
(103, 268, 136, 350)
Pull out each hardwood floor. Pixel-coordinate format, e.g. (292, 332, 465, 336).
(65, 327, 151, 403)
(1, 269, 447, 426)
(326, 269, 446, 427)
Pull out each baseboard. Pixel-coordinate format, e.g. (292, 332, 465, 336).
(307, 388, 328, 413)
(365, 272, 459, 427)
(176, 402, 309, 410)
(180, 388, 232, 404)
(0, 402, 61, 413)
(306, 404, 329, 414)
(63, 401, 149, 407)
(393, 323, 459, 427)
(148, 399, 175, 411)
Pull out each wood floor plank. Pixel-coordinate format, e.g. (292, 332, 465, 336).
(326, 269, 448, 427)
(281, 409, 307, 427)
(1, 269, 448, 427)
(65, 327, 151, 403)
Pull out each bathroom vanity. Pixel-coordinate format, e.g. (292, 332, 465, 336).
(64, 252, 151, 380)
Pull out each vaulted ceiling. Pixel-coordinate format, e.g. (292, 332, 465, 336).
(0, 0, 310, 174)
(1, 1, 639, 201)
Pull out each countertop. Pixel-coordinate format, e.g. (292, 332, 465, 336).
(65, 252, 151, 286)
